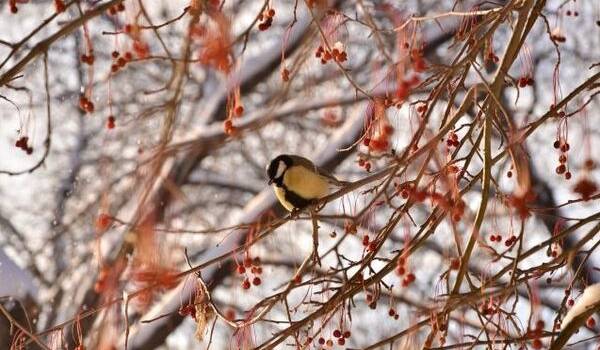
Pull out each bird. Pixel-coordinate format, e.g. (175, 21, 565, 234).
(266, 154, 347, 212)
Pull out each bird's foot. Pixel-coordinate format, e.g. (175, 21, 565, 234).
(290, 208, 302, 219)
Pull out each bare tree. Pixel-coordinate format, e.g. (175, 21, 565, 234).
(1, 0, 599, 349)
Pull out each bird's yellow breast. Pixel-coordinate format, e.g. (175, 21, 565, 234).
(272, 165, 331, 211)
(283, 165, 330, 199)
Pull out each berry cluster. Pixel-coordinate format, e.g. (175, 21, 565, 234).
(54, 0, 66, 13)
(410, 48, 427, 72)
(366, 292, 378, 309)
(362, 124, 394, 153)
(79, 95, 95, 113)
(344, 221, 357, 235)
(395, 257, 416, 286)
(504, 235, 517, 247)
(280, 67, 290, 82)
(489, 233, 503, 242)
(394, 182, 412, 199)
(430, 191, 466, 222)
(110, 51, 133, 73)
(15, 136, 33, 155)
(529, 320, 545, 349)
(178, 304, 197, 320)
(132, 39, 150, 59)
(480, 299, 499, 315)
(106, 115, 116, 130)
(107, 2, 125, 15)
(223, 120, 237, 135)
(517, 75, 534, 87)
(489, 233, 517, 248)
(573, 177, 598, 200)
(553, 138, 571, 179)
(316, 329, 350, 346)
(446, 131, 459, 148)
(315, 41, 348, 64)
(571, 159, 598, 201)
(80, 52, 95, 65)
(395, 74, 421, 102)
(258, 8, 275, 31)
(362, 234, 378, 252)
(8, 0, 18, 13)
(486, 51, 500, 64)
(507, 189, 537, 219)
(361, 99, 395, 155)
(565, 10, 579, 17)
(238, 256, 262, 289)
(388, 307, 399, 320)
(357, 157, 372, 172)
(317, 330, 350, 348)
(449, 258, 460, 270)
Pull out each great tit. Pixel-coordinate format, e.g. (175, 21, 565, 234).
(266, 154, 346, 212)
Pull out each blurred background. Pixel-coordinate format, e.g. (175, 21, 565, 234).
(0, 0, 599, 349)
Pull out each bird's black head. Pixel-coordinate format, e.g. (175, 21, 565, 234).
(266, 154, 293, 186)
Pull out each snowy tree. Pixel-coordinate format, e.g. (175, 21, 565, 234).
(1, 0, 600, 349)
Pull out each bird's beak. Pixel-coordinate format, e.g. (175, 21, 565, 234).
(268, 179, 273, 185)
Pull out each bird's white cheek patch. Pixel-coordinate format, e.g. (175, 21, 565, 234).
(275, 161, 286, 179)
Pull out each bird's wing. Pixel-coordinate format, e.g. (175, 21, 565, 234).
(288, 155, 348, 187)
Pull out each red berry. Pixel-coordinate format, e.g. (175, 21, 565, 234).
(450, 258, 460, 270)
(535, 320, 544, 330)
(234, 105, 244, 117)
(54, 0, 66, 13)
(252, 277, 261, 286)
(362, 235, 370, 246)
(333, 329, 341, 338)
(107, 115, 116, 129)
(95, 213, 112, 231)
(587, 317, 596, 328)
(367, 241, 377, 252)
